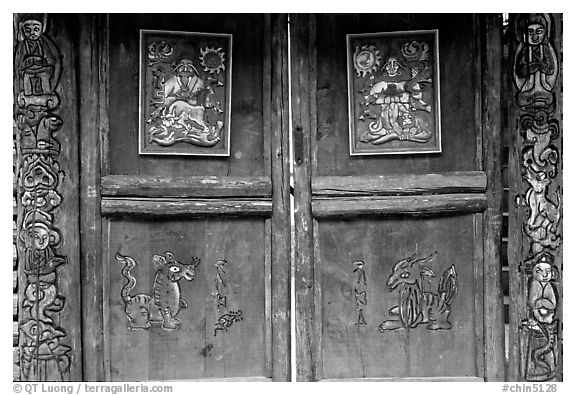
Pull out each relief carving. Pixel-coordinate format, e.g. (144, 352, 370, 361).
(115, 252, 200, 331)
(140, 31, 232, 155)
(379, 252, 458, 331)
(14, 13, 70, 381)
(512, 13, 562, 382)
(352, 260, 368, 327)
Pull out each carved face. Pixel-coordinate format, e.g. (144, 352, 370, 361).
(22, 223, 57, 250)
(174, 59, 198, 77)
(384, 57, 400, 77)
(533, 262, 552, 282)
(153, 252, 199, 282)
(527, 23, 545, 46)
(22, 20, 43, 41)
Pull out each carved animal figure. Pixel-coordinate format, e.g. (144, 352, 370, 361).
(524, 167, 561, 238)
(115, 252, 199, 331)
(379, 252, 458, 331)
(214, 310, 243, 336)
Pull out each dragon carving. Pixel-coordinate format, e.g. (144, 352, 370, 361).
(379, 252, 458, 331)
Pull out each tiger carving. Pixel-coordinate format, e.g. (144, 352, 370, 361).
(115, 252, 200, 331)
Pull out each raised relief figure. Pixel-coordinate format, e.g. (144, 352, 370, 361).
(115, 252, 200, 331)
(514, 14, 558, 111)
(521, 253, 559, 381)
(347, 31, 441, 155)
(140, 30, 232, 155)
(379, 252, 458, 331)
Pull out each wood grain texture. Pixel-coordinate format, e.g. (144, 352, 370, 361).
(312, 194, 487, 218)
(101, 198, 273, 217)
(108, 14, 265, 177)
(291, 14, 317, 381)
(312, 172, 487, 197)
(478, 14, 506, 381)
(102, 175, 272, 198)
(269, 14, 292, 381)
(319, 217, 478, 379)
(313, 14, 478, 177)
(78, 14, 105, 380)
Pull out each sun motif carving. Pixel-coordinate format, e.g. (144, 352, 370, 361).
(200, 47, 226, 74)
(353, 45, 382, 77)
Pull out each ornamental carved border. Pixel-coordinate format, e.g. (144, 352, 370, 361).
(511, 13, 562, 382)
(14, 14, 70, 380)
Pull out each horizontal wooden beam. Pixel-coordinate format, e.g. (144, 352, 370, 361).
(319, 376, 484, 382)
(312, 194, 487, 218)
(101, 198, 273, 217)
(312, 171, 487, 197)
(101, 175, 272, 198)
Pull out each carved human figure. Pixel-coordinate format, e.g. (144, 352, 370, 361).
(19, 210, 65, 275)
(360, 51, 433, 145)
(514, 14, 558, 110)
(528, 255, 557, 324)
(15, 14, 58, 97)
(522, 252, 559, 381)
(164, 58, 205, 109)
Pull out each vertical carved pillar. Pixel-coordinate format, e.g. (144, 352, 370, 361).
(508, 13, 562, 382)
(14, 13, 81, 381)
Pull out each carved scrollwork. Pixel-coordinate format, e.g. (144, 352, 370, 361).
(512, 13, 562, 382)
(14, 13, 69, 381)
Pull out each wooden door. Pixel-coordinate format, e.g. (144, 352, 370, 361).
(77, 14, 290, 381)
(291, 14, 506, 381)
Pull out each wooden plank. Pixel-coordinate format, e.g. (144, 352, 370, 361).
(101, 175, 272, 198)
(312, 194, 487, 218)
(479, 14, 506, 382)
(13, 294, 18, 318)
(269, 14, 291, 382)
(319, 377, 484, 382)
(101, 198, 273, 217)
(291, 13, 317, 382)
(473, 213, 486, 378)
(312, 172, 487, 197)
(78, 14, 105, 381)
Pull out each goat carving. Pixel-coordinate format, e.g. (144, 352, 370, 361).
(379, 252, 458, 331)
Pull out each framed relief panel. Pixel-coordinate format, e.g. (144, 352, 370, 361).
(139, 30, 232, 156)
(347, 30, 441, 155)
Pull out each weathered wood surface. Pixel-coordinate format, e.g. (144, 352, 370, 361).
(478, 14, 506, 381)
(313, 14, 478, 177)
(318, 217, 478, 379)
(507, 14, 563, 382)
(312, 171, 487, 197)
(102, 175, 272, 198)
(268, 14, 292, 381)
(291, 14, 317, 381)
(312, 194, 487, 218)
(15, 14, 83, 381)
(107, 218, 268, 380)
(108, 14, 266, 177)
(101, 198, 273, 217)
(78, 14, 106, 381)
(319, 377, 484, 382)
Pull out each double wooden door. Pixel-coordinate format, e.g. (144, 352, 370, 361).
(15, 13, 506, 382)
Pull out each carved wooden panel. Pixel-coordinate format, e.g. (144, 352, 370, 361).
(139, 30, 232, 155)
(317, 216, 479, 380)
(347, 30, 441, 155)
(106, 218, 269, 380)
(14, 13, 82, 381)
(508, 13, 562, 382)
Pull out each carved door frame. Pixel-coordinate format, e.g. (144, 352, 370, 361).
(14, 13, 292, 381)
(290, 14, 507, 382)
